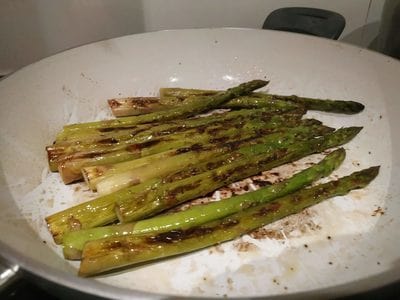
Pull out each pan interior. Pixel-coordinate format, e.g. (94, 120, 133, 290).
(0, 29, 399, 297)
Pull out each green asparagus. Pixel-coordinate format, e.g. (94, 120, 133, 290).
(62, 80, 268, 132)
(63, 148, 345, 259)
(78, 166, 379, 276)
(48, 110, 305, 172)
(57, 115, 310, 183)
(45, 126, 360, 244)
(108, 95, 302, 117)
(86, 122, 333, 195)
(115, 127, 361, 223)
(160, 87, 365, 114)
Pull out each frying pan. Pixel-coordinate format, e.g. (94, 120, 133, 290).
(0, 28, 399, 299)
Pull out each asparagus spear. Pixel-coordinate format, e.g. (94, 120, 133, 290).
(57, 115, 306, 183)
(49, 110, 302, 171)
(82, 115, 310, 189)
(50, 108, 298, 172)
(82, 147, 197, 191)
(80, 113, 312, 189)
(79, 166, 379, 276)
(93, 124, 333, 195)
(109, 92, 363, 116)
(54, 106, 292, 145)
(47, 125, 325, 243)
(63, 148, 345, 259)
(46, 127, 361, 244)
(115, 127, 362, 223)
(93, 145, 226, 195)
(85, 120, 329, 194)
(62, 80, 268, 132)
(49, 116, 248, 172)
(108, 95, 301, 117)
(160, 88, 364, 114)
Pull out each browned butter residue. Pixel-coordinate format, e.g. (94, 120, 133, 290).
(234, 241, 259, 252)
(371, 206, 385, 216)
(250, 228, 285, 240)
(250, 209, 321, 240)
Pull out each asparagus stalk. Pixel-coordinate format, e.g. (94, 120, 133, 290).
(49, 134, 283, 243)
(81, 147, 195, 191)
(50, 109, 301, 171)
(50, 108, 294, 172)
(115, 127, 362, 223)
(62, 80, 268, 132)
(84, 119, 328, 193)
(108, 95, 302, 117)
(50, 127, 316, 243)
(49, 109, 301, 171)
(63, 148, 345, 259)
(160, 88, 364, 114)
(54, 106, 290, 145)
(79, 166, 379, 276)
(93, 145, 226, 195)
(57, 115, 307, 184)
(93, 124, 333, 195)
(79, 113, 311, 189)
(46, 127, 361, 244)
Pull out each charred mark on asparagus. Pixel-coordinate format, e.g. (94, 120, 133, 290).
(97, 137, 119, 144)
(108, 97, 161, 110)
(98, 125, 149, 133)
(126, 139, 163, 152)
(175, 144, 204, 154)
(252, 202, 282, 217)
(148, 219, 240, 244)
(164, 180, 203, 203)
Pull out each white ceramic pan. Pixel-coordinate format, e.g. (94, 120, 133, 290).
(0, 29, 399, 299)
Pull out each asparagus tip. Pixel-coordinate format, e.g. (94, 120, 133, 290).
(352, 126, 363, 132)
(352, 101, 365, 113)
(365, 165, 380, 177)
(235, 79, 269, 92)
(350, 165, 380, 188)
